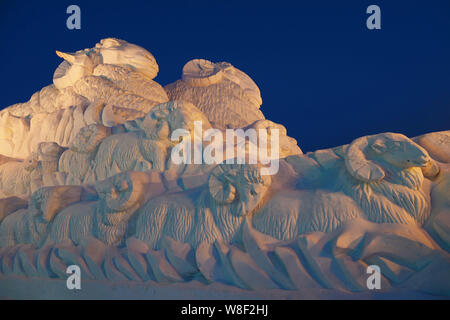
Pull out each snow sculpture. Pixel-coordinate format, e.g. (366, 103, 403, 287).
(49, 171, 156, 246)
(0, 39, 449, 299)
(253, 133, 436, 240)
(165, 59, 265, 129)
(93, 100, 212, 180)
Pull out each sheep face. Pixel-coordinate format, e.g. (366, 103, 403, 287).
(136, 101, 212, 141)
(369, 134, 431, 169)
(136, 106, 172, 141)
(70, 124, 110, 154)
(208, 163, 271, 217)
(95, 38, 158, 80)
(53, 50, 99, 89)
(23, 153, 39, 172)
(234, 181, 269, 217)
(246, 120, 302, 158)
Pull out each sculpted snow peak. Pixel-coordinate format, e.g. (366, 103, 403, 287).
(166, 59, 265, 129)
(0, 38, 168, 159)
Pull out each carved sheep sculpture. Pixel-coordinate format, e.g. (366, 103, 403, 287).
(253, 132, 438, 240)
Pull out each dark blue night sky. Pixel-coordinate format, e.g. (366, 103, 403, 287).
(1, 0, 449, 152)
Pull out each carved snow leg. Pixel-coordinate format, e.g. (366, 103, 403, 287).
(103, 246, 128, 281)
(0, 246, 9, 273)
(36, 242, 54, 278)
(272, 246, 322, 290)
(160, 237, 198, 280)
(195, 242, 220, 283)
(10, 244, 37, 276)
(356, 234, 435, 272)
(17, 244, 38, 277)
(126, 237, 152, 281)
(48, 240, 80, 279)
(242, 220, 295, 290)
(328, 230, 380, 292)
(45, 241, 94, 280)
(144, 249, 183, 283)
(56, 242, 94, 280)
(295, 237, 334, 290)
(1, 245, 21, 275)
(332, 250, 369, 292)
(112, 249, 141, 281)
(228, 245, 278, 290)
(49, 248, 68, 279)
(81, 236, 107, 281)
(12, 246, 26, 275)
(213, 240, 248, 289)
(364, 255, 413, 285)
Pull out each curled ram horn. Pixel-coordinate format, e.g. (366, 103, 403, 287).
(345, 135, 386, 182)
(93, 171, 155, 246)
(208, 165, 237, 204)
(137, 100, 211, 140)
(94, 171, 153, 212)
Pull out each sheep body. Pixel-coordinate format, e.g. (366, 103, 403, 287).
(135, 163, 271, 249)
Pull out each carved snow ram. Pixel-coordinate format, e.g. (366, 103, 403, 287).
(253, 132, 440, 240)
(135, 163, 271, 249)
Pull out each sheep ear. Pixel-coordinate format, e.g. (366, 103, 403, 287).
(208, 165, 237, 204)
(345, 136, 385, 182)
(371, 139, 386, 154)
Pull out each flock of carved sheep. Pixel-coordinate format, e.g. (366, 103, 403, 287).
(0, 38, 449, 296)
